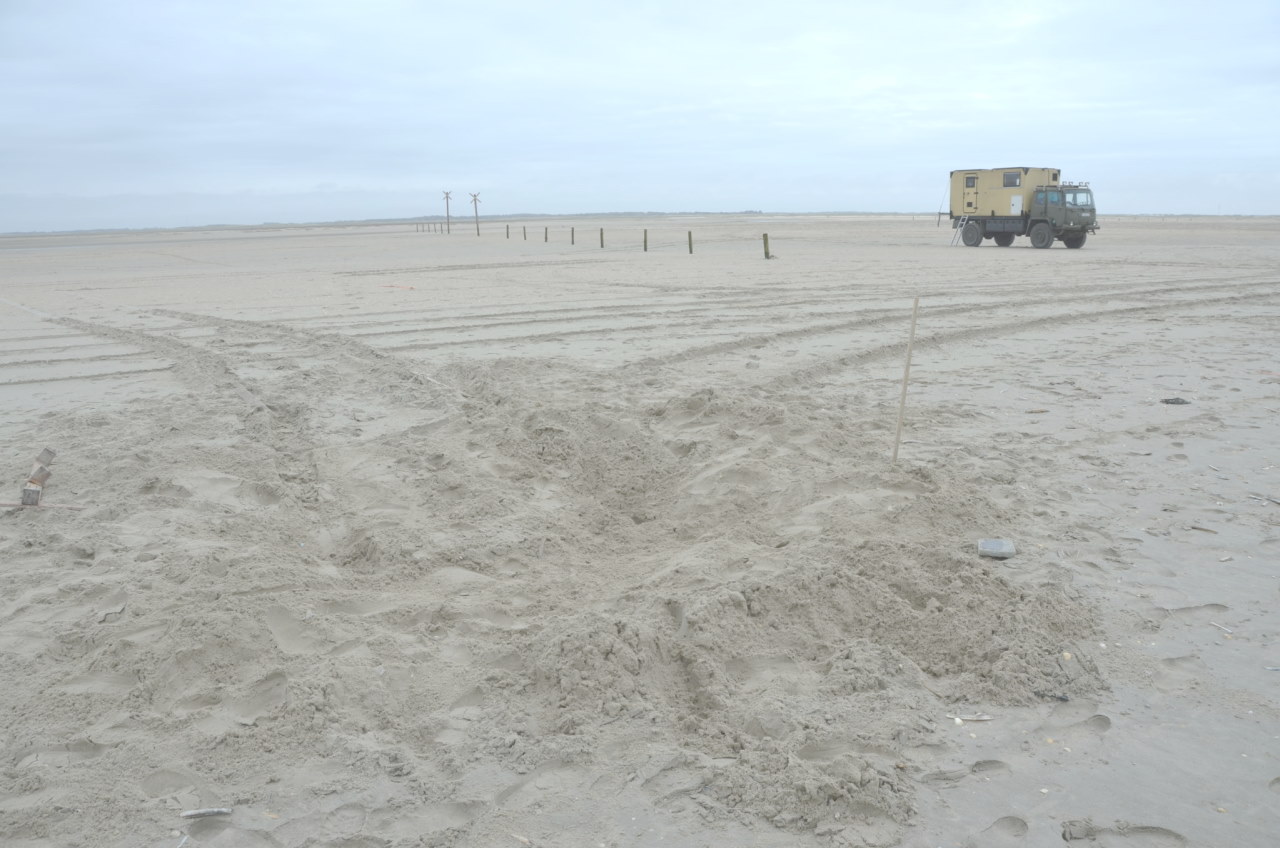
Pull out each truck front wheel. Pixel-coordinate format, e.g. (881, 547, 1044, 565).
(1029, 222, 1054, 249)
(1063, 233, 1087, 249)
(994, 233, 1014, 247)
(961, 220, 983, 247)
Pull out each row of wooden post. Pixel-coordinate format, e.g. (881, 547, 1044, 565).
(418, 224, 774, 258)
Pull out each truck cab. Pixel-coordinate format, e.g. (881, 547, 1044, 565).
(1029, 183, 1097, 248)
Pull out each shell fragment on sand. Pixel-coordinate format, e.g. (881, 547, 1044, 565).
(977, 539, 1016, 559)
(179, 808, 232, 819)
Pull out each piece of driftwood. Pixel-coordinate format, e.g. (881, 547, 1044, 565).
(20, 485, 42, 506)
(179, 808, 232, 819)
(36, 448, 56, 466)
(28, 464, 51, 486)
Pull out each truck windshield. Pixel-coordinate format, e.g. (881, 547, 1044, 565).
(1066, 190, 1093, 207)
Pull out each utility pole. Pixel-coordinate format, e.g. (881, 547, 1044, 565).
(470, 193, 481, 236)
(442, 191, 452, 234)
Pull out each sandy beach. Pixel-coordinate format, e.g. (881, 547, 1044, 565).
(1, 213, 1277, 847)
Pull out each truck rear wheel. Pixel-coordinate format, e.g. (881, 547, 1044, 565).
(1029, 222, 1054, 249)
(994, 233, 1014, 247)
(1063, 233, 1087, 249)
(961, 220, 983, 247)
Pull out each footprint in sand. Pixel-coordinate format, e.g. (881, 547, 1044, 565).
(1158, 602, 1228, 625)
(324, 803, 367, 837)
(963, 816, 1027, 848)
(56, 670, 138, 695)
(920, 759, 1011, 788)
(1062, 820, 1187, 846)
(264, 605, 325, 654)
(1037, 699, 1112, 744)
(1153, 655, 1208, 692)
(15, 739, 111, 768)
(195, 671, 289, 733)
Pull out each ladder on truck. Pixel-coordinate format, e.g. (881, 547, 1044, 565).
(950, 215, 969, 246)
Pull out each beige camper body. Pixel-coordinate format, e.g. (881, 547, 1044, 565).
(949, 167, 1061, 218)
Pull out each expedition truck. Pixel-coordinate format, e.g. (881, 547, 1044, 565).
(950, 167, 1098, 248)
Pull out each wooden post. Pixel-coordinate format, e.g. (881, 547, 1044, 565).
(523, 226, 527, 240)
(571, 227, 575, 245)
(544, 226, 548, 243)
(688, 231, 693, 254)
(21, 485, 41, 506)
(600, 227, 604, 248)
(892, 297, 921, 464)
(28, 465, 51, 486)
(763, 233, 770, 259)
(644, 229, 648, 252)
(506, 224, 510, 239)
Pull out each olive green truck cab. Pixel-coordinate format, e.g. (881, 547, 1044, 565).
(950, 167, 1098, 248)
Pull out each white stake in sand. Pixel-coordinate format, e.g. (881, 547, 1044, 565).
(892, 296, 921, 464)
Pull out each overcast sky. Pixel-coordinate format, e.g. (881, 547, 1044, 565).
(3, 0, 1277, 231)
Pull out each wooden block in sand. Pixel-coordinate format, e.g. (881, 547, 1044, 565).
(21, 484, 42, 506)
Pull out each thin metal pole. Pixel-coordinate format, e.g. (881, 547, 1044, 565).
(892, 297, 921, 464)
(443, 191, 451, 234)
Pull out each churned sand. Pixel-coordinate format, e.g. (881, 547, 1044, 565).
(1, 214, 1277, 847)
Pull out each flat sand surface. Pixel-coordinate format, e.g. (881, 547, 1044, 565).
(1, 214, 1278, 847)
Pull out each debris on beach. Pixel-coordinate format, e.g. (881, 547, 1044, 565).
(977, 539, 1017, 559)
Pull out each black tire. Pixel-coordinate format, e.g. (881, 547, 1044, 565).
(994, 233, 1015, 247)
(961, 220, 983, 247)
(1063, 233, 1087, 249)
(1029, 222, 1054, 249)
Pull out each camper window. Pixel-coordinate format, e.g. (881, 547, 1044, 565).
(1003, 172, 1021, 187)
(965, 176, 977, 188)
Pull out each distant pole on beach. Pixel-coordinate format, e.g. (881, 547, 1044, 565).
(443, 191, 452, 234)
(470, 193, 481, 236)
(688, 231, 694, 254)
